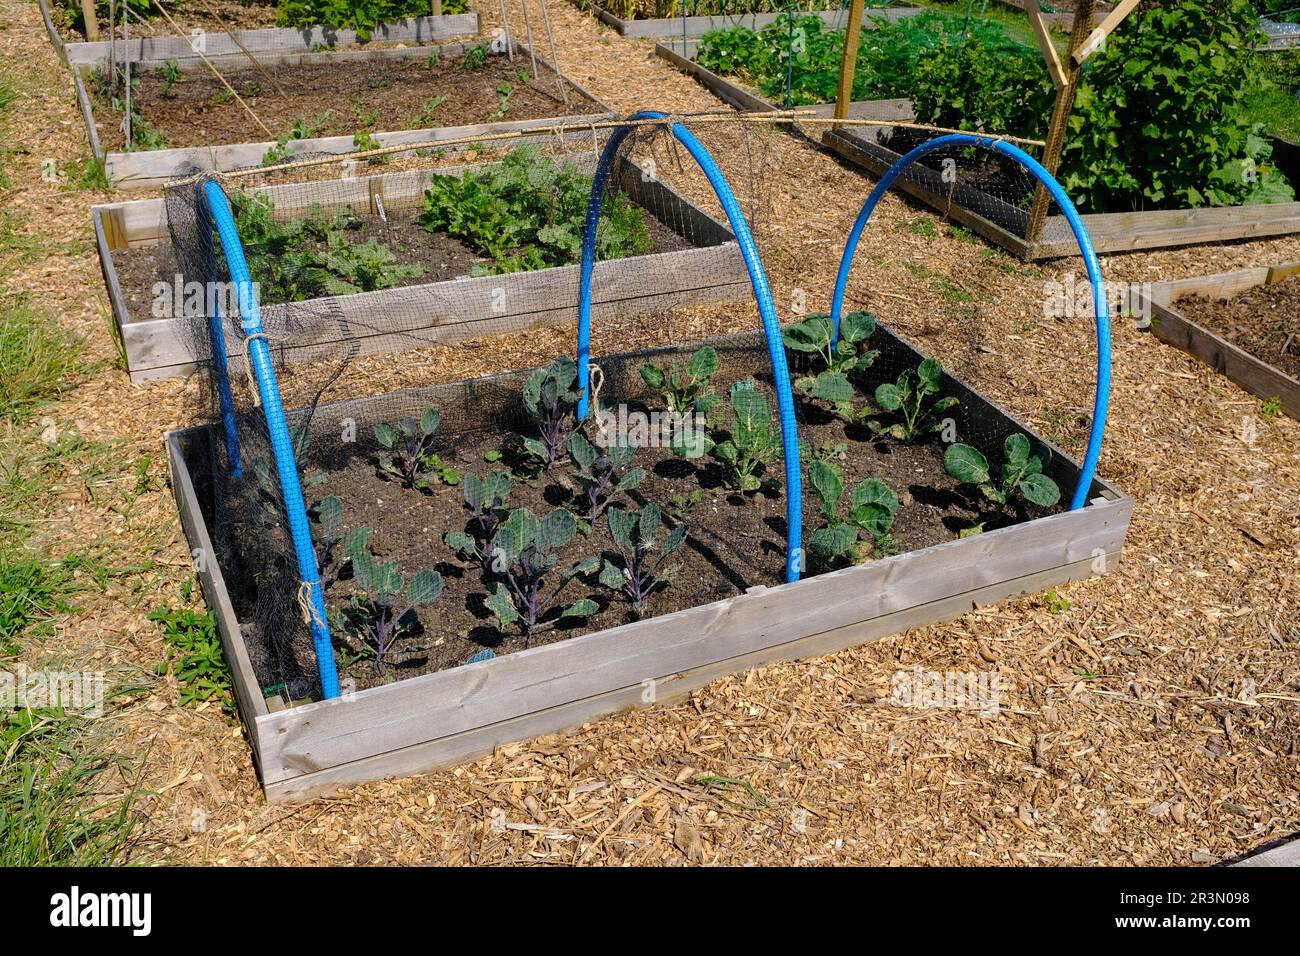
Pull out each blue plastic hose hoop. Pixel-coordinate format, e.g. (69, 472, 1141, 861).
(829, 133, 1111, 512)
(195, 182, 243, 478)
(574, 113, 805, 582)
(203, 179, 341, 700)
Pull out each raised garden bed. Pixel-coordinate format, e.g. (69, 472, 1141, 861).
(578, 2, 919, 39)
(94, 151, 748, 381)
(73, 39, 611, 188)
(658, 36, 1300, 260)
(167, 325, 1131, 801)
(1137, 262, 1300, 421)
(37, 0, 479, 67)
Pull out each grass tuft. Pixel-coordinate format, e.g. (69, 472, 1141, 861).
(0, 299, 85, 425)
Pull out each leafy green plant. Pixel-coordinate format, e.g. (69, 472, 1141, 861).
(445, 469, 512, 567)
(597, 503, 687, 616)
(461, 44, 489, 71)
(782, 310, 878, 419)
(805, 460, 899, 570)
(711, 380, 779, 493)
(521, 356, 581, 474)
(490, 82, 514, 120)
(353, 130, 386, 164)
(872, 357, 958, 441)
(262, 112, 331, 165)
(415, 94, 447, 128)
(1260, 395, 1283, 421)
(274, 0, 464, 41)
(640, 344, 721, 419)
(155, 58, 180, 99)
(375, 408, 460, 491)
(667, 488, 701, 520)
(419, 146, 651, 276)
(567, 432, 645, 529)
(483, 508, 597, 642)
(149, 605, 233, 712)
(944, 433, 1061, 522)
(0, 553, 80, 655)
(338, 549, 443, 669)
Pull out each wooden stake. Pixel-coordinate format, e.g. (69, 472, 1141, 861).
(432, 0, 442, 15)
(834, 0, 865, 124)
(1024, 0, 1097, 244)
(81, 0, 101, 40)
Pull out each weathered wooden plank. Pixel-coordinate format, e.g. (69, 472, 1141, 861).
(61, 13, 481, 67)
(35, 0, 66, 60)
(591, 5, 922, 39)
(257, 496, 1128, 784)
(165, 431, 270, 751)
(1138, 276, 1300, 421)
(76, 41, 614, 189)
(263, 545, 1124, 802)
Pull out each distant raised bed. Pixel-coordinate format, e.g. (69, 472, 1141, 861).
(1137, 263, 1300, 421)
(94, 151, 748, 381)
(167, 326, 1131, 802)
(73, 39, 610, 188)
(37, 0, 479, 65)
(577, 1, 919, 39)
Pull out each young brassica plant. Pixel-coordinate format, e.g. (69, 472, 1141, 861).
(567, 432, 645, 529)
(782, 310, 879, 420)
(309, 494, 371, 588)
(337, 550, 444, 670)
(444, 469, 512, 566)
(711, 380, 780, 493)
(484, 508, 597, 643)
(639, 345, 721, 419)
(521, 356, 581, 474)
(872, 357, 959, 442)
(944, 432, 1061, 523)
(375, 408, 460, 490)
(597, 503, 687, 616)
(805, 460, 900, 570)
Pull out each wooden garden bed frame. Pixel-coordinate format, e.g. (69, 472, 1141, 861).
(581, 3, 920, 39)
(166, 326, 1132, 802)
(72, 39, 614, 189)
(36, 0, 480, 66)
(1136, 262, 1300, 421)
(656, 38, 1300, 261)
(94, 152, 749, 382)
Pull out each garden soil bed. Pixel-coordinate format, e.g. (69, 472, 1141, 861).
(1176, 278, 1300, 380)
(111, 212, 693, 322)
(306, 371, 1044, 692)
(93, 50, 601, 152)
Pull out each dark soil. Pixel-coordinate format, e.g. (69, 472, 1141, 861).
(92, 48, 602, 151)
(289, 371, 1059, 692)
(1178, 279, 1300, 380)
(112, 208, 693, 322)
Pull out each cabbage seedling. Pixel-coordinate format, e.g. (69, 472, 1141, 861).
(445, 469, 512, 566)
(782, 311, 879, 419)
(945, 433, 1061, 519)
(485, 508, 597, 643)
(375, 408, 460, 491)
(337, 549, 443, 670)
(521, 356, 581, 474)
(711, 380, 779, 493)
(805, 460, 900, 570)
(639, 345, 721, 419)
(568, 432, 645, 529)
(597, 503, 687, 616)
(872, 357, 959, 441)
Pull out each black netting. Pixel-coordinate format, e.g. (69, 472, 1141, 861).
(153, 114, 1090, 702)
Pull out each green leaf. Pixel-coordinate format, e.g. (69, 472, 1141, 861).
(638, 503, 662, 550)
(640, 362, 666, 390)
(521, 436, 548, 460)
(810, 371, 854, 404)
(598, 559, 625, 590)
(559, 599, 598, 620)
(687, 345, 719, 381)
(485, 583, 519, 628)
(607, 507, 635, 553)
(663, 523, 688, 556)
(809, 524, 858, 562)
(536, 509, 577, 555)
(730, 380, 771, 431)
(850, 502, 894, 540)
(420, 408, 441, 436)
(875, 382, 903, 411)
(1018, 472, 1061, 508)
(945, 443, 990, 485)
(616, 468, 646, 493)
(444, 530, 475, 554)
(917, 357, 942, 394)
(851, 478, 899, 515)
(808, 459, 843, 516)
(567, 432, 598, 472)
(1004, 432, 1031, 468)
(494, 508, 538, 562)
(840, 310, 876, 345)
(374, 422, 397, 448)
(407, 569, 444, 607)
(671, 427, 712, 459)
(317, 494, 343, 532)
(342, 526, 371, 559)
